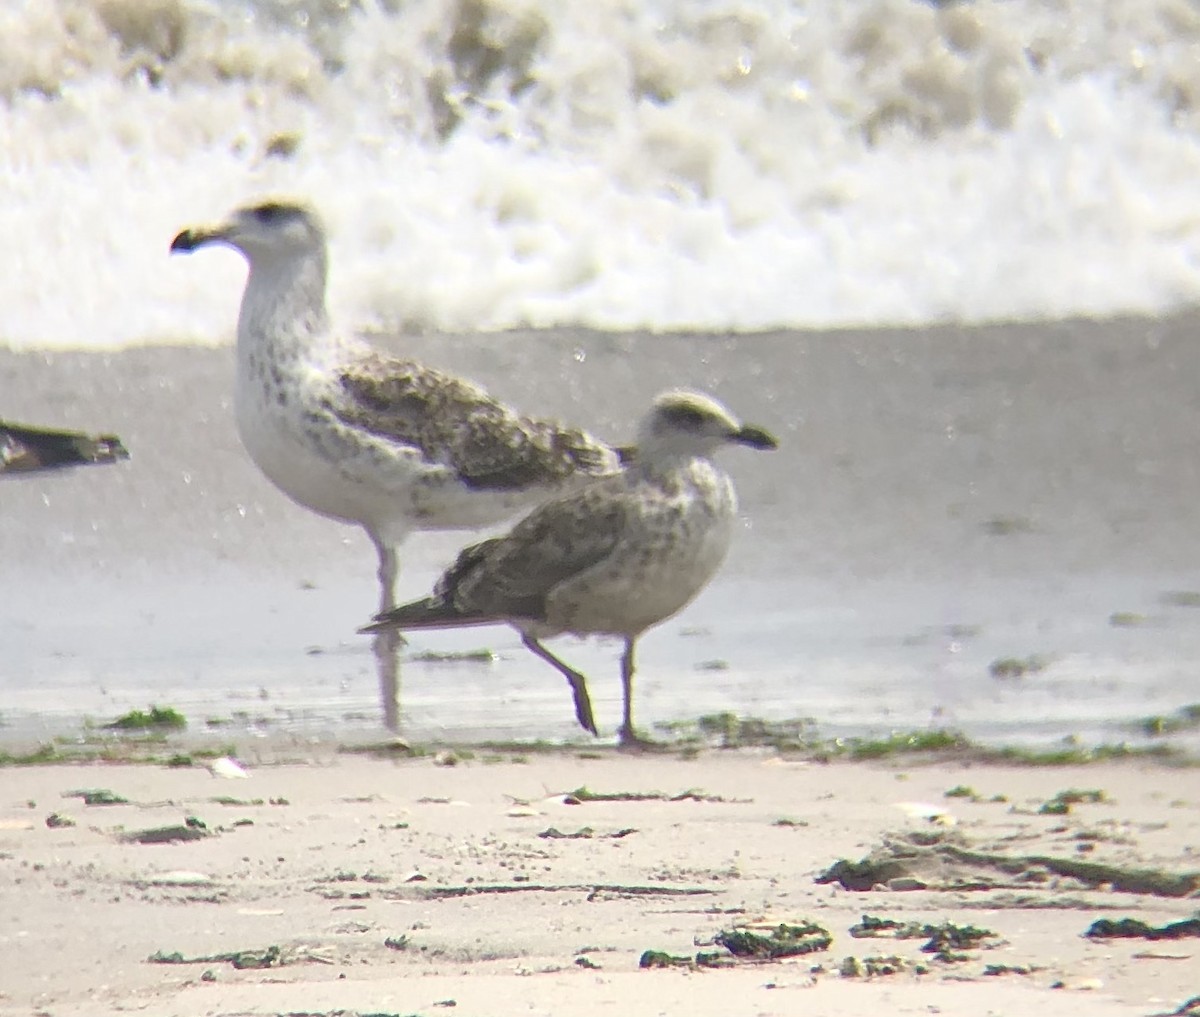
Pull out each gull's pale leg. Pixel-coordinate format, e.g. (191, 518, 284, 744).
(618, 638, 663, 751)
(618, 637, 638, 745)
(371, 534, 402, 732)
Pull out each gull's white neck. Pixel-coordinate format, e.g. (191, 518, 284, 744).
(230, 242, 362, 514)
(632, 437, 718, 482)
(236, 246, 343, 370)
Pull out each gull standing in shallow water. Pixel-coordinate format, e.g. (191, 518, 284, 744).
(170, 201, 623, 729)
(362, 390, 778, 746)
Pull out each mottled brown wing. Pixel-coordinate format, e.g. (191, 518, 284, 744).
(449, 478, 631, 620)
(333, 352, 616, 489)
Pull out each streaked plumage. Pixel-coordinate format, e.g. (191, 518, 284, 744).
(363, 390, 778, 745)
(170, 200, 622, 728)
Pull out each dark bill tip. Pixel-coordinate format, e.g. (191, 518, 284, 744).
(733, 424, 778, 450)
(169, 229, 197, 253)
(169, 227, 218, 254)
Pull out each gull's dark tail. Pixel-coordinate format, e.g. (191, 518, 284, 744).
(359, 598, 504, 635)
(361, 536, 517, 635)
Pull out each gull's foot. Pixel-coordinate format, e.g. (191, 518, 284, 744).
(617, 726, 671, 753)
(572, 685, 598, 736)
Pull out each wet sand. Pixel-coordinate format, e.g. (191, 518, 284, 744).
(3, 315, 1200, 746)
(1, 751, 1198, 1017)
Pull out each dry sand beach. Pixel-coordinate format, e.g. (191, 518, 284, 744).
(1, 752, 1198, 1017)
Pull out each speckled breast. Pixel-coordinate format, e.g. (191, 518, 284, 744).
(547, 463, 738, 636)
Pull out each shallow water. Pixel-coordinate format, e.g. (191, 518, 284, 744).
(4, 319, 1200, 751)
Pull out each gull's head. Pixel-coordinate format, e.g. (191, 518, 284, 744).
(170, 200, 325, 263)
(638, 389, 778, 459)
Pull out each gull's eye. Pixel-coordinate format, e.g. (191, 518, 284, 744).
(250, 202, 298, 226)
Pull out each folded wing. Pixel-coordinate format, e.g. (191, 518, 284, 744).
(332, 352, 619, 490)
(363, 479, 629, 632)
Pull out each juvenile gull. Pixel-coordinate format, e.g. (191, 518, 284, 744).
(362, 390, 777, 745)
(169, 200, 622, 728)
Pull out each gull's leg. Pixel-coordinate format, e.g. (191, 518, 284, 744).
(521, 635, 598, 736)
(370, 533, 402, 732)
(375, 538, 398, 614)
(618, 637, 639, 745)
(617, 637, 663, 751)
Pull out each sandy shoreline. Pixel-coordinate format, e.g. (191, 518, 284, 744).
(4, 317, 1200, 1013)
(1, 750, 1197, 1017)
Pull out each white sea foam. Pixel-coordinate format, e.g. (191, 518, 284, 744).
(3, 0, 1200, 350)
